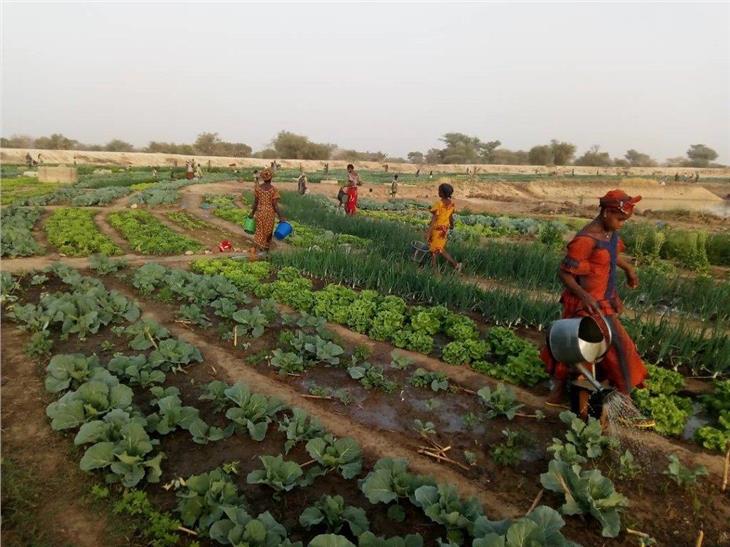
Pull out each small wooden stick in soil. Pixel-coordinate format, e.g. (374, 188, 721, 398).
(177, 526, 198, 536)
(626, 529, 651, 539)
(302, 394, 332, 400)
(695, 529, 704, 547)
(722, 443, 729, 492)
(525, 489, 543, 516)
(418, 448, 471, 472)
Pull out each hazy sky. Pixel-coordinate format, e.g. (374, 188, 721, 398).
(2, 2, 729, 162)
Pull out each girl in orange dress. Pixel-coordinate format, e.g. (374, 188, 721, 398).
(542, 189, 648, 405)
(427, 183, 462, 272)
(249, 168, 285, 255)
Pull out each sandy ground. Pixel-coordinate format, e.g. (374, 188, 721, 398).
(4, 147, 730, 178)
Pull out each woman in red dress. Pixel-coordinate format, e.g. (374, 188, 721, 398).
(345, 163, 360, 215)
(542, 190, 648, 405)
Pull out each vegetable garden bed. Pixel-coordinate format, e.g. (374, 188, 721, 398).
(107, 210, 204, 255)
(2, 264, 728, 546)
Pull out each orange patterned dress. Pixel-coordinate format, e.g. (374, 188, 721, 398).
(253, 185, 280, 250)
(540, 230, 647, 392)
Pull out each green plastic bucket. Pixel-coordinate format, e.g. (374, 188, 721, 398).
(243, 217, 256, 234)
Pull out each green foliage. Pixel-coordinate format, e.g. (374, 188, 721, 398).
(113, 489, 182, 547)
(209, 507, 295, 546)
(299, 495, 370, 536)
(441, 341, 472, 365)
(472, 506, 577, 547)
(348, 362, 397, 393)
(246, 455, 303, 493)
(224, 382, 285, 441)
(44, 353, 101, 393)
(278, 407, 325, 453)
(123, 319, 170, 350)
(491, 429, 528, 467)
(46, 208, 121, 256)
(618, 450, 641, 480)
(89, 254, 127, 275)
(76, 412, 164, 488)
(548, 411, 617, 463)
(357, 531, 424, 547)
(409, 368, 449, 392)
(148, 338, 203, 370)
(108, 210, 203, 255)
(642, 364, 684, 395)
(701, 379, 730, 416)
(231, 306, 269, 338)
(477, 384, 524, 420)
(663, 454, 708, 488)
(540, 460, 628, 538)
(306, 435, 363, 479)
(0, 206, 43, 257)
(413, 483, 484, 543)
(633, 390, 691, 437)
(694, 423, 730, 452)
(46, 373, 134, 430)
(359, 458, 435, 505)
(176, 467, 245, 530)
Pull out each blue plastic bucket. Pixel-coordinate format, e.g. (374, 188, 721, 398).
(274, 221, 293, 240)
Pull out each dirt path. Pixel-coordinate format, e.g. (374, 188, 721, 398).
(95, 209, 132, 253)
(0, 250, 219, 274)
(1, 326, 119, 547)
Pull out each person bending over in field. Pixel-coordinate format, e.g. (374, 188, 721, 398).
(427, 183, 462, 272)
(249, 168, 285, 258)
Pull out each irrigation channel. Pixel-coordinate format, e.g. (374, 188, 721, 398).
(1, 174, 729, 546)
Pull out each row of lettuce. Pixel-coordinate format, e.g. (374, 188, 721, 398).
(2, 265, 590, 546)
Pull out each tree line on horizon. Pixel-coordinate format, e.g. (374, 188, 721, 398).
(0, 131, 722, 168)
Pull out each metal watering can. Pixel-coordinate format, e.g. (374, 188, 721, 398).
(547, 314, 616, 419)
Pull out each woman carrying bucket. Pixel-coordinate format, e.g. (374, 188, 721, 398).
(542, 189, 647, 407)
(248, 168, 285, 257)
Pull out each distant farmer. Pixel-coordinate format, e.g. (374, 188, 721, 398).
(152, 168, 158, 181)
(415, 168, 421, 178)
(384, 164, 389, 173)
(170, 169, 176, 180)
(253, 169, 260, 187)
(541, 190, 647, 407)
(390, 174, 399, 199)
(25, 152, 33, 168)
(249, 168, 285, 257)
(195, 164, 203, 179)
(427, 183, 461, 272)
(185, 161, 194, 180)
(345, 163, 361, 215)
(429, 170, 433, 180)
(297, 174, 308, 195)
(324, 162, 329, 174)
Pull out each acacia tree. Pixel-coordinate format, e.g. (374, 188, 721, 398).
(550, 140, 576, 165)
(407, 151, 424, 164)
(624, 149, 656, 167)
(271, 131, 335, 160)
(574, 145, 612, 167)
(104, 139, 135, 152)
(686, 144, 718, 167)
(528, 145, 552, 165)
